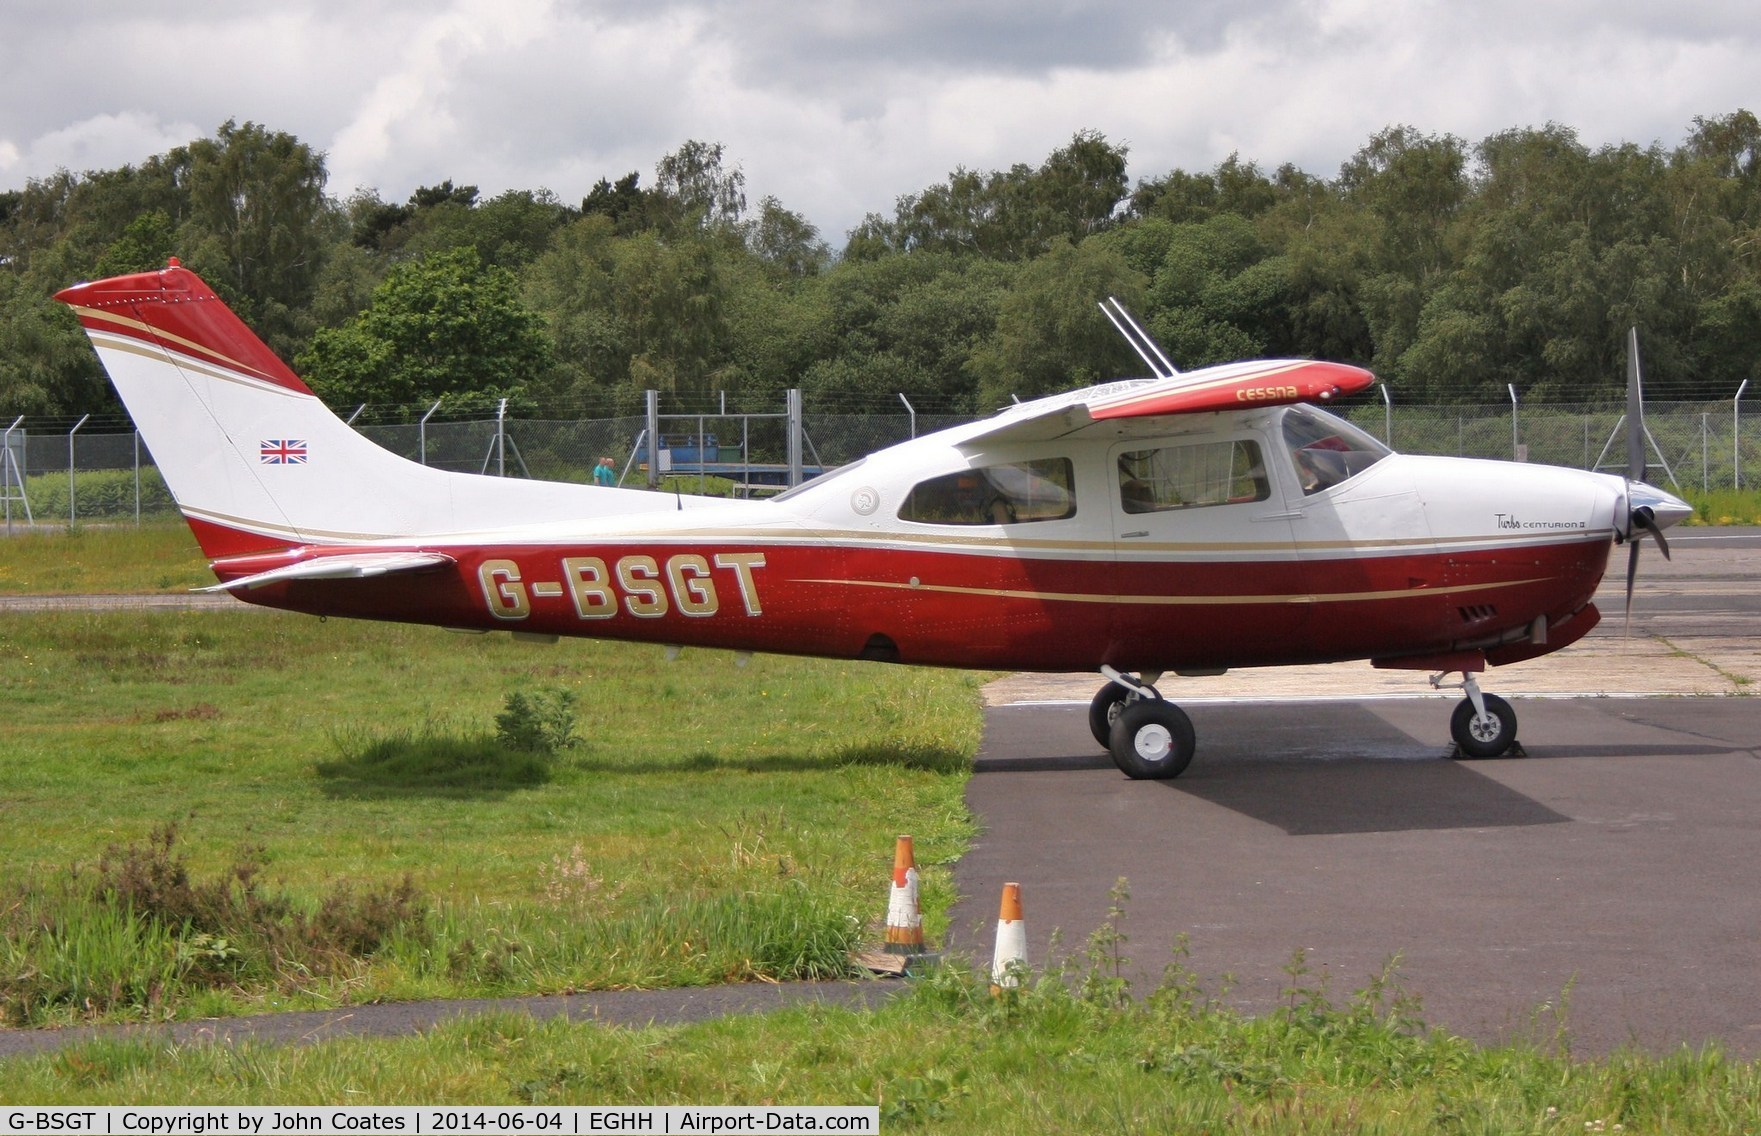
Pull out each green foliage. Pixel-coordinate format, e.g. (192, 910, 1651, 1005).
(8, 114, 1761, 423)
(22, 466, 176, 520)
(0, 606, 983, 1023)
(971, 237, 1144, 406)
(297, 246, 554, 410)
(494, 687, 579, 754)
(866, 129, 1130, 261)
(0, 824, 430, 1023)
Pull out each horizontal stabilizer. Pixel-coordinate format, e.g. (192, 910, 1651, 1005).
(199, 551, 456, 592)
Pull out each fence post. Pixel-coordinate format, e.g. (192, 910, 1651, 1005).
(1379, 384, 1392, 446)
(419, 399, 442, 466)
(1702, 414, 1710, 490)
(68, 414, 89, 527)
(496, 398, 508, 477)
(1738, 380, 1750, 490)
(134, 430, 142, 524)
(899, 393, 917, 439)
(2, 416, 30, 531)
(1507, 385, 1521, 461)
(786, 389, 803, 487)
(645, 390, 660, 489)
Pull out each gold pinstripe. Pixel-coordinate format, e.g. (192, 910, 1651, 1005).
(789, 576, 1544, 607)
(73, 305, 292, 387)
(90, 332, 308, 399)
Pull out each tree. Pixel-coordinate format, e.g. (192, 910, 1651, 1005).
(971, 238, 1145, 407)
(581, 172, 652, 235)
(1337, 126, 1471, 375)
(173, 120, 335, 354)
(1129, 154, 1281, 224)
(746, 196, 830, 277)
(800, 252, 1015, 413)
(865, 131, 1130, 261)
(1134, 215, 1293, 367)
(654, 140, 747, 231)
(0, 274, 115, 416)
(297, 246, 553, 411)
(351, 180, 478, 251)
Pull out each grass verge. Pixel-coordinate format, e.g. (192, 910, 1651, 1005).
(1682, 487, 1761, 526)
(0, 608, 982, 1024)
(2, 941, 1758, 1130)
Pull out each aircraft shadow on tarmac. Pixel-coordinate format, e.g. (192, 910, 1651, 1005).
(978, 701, 1744, 837)
(978, 703, 1572, 836)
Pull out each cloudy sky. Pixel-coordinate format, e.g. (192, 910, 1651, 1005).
(1, 1, 1754, 243)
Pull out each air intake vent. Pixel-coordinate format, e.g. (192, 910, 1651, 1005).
(1457, 604, 1498, 624)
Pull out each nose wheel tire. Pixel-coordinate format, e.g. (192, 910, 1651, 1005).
(1108, 700, 1196, 780)
(1450, 693, 1517, 758)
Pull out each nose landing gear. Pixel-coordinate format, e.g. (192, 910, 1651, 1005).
(1433, 670, 1521, 759)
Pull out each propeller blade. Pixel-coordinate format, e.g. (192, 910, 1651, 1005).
(1626, 326, 1646, 485)
(1625, 538, 1641, 636)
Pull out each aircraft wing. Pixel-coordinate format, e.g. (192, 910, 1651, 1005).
(1087, 358, 1374, 419)
(959, 359, 1376, 448)
(199, 551, 456, 592)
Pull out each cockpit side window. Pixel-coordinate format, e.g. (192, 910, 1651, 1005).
(899, 458, 1076, 525)
(1282, 406, 1390, 495)
(1117, 440, 1269, 513)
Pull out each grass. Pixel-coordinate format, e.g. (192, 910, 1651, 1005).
(0, 606, 982, 1024)
(7, 519, 1761, 1116)
(1681, 487, 1761, 526)
(3, 942, 1759, 1130)
(0, 522, 211, 593)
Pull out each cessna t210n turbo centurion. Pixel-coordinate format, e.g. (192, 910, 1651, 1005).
(56, 261, 1691, 779)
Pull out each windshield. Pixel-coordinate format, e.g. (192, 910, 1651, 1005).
(1282, 406, 1390, 494)
(770, 458, 866, 503)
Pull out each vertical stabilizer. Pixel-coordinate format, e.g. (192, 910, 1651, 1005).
(56, 260, 673, 558)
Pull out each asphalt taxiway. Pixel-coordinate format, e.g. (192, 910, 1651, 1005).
(954, 529, 1761, 1056)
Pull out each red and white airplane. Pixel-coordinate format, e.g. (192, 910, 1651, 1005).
(56, 260, 1690, 778)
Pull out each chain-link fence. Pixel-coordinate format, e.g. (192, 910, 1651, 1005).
(5, 396, 1758, 529)
(1341, 401, 1758, 489)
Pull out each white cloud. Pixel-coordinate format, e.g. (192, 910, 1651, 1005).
(0, 112, 205, 182)
(0, 1, 1755, 240)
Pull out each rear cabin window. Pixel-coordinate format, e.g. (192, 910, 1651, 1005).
(899, 458, 1076, 525)
(1117, 440, 1270, 513)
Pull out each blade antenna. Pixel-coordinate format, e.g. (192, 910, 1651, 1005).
(1099, 297, 1179, 380)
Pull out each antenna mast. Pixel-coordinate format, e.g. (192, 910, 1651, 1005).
(1098, 297, 1180, 380)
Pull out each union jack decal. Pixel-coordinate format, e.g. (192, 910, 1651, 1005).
(260, 439, 308, 465)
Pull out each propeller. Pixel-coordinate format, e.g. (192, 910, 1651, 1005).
(1621, 327, 1671, 629)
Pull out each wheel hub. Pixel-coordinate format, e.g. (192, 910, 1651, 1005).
(1468, 713, 1503, 743)
(1133, 724, 1173, 762)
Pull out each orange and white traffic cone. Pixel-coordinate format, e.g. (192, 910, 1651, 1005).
(990, 882, 1026, 993)
(883, 834, 924, 956)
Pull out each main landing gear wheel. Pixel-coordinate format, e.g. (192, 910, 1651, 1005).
(1108, 700, 1196, 780)
(1088, 680, 1160, 748)
(1450, 692, 1517, 759)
